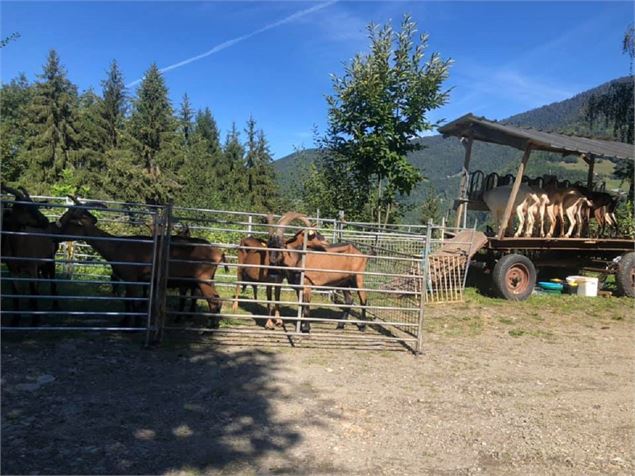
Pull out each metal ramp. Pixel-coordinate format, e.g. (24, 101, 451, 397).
(425, 230, 488, 302)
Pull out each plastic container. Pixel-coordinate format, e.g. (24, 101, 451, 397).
(577, 277, 598, 297)
(566, 276, 585, 287)
(538, 281, 564, 292)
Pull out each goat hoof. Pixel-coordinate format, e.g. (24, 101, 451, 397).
(300, 323, 311, 333)
(275, 319, 283, 328)
(336, 323, 345, 330)
(357, 324, 366, 332)
(264, 320, 275, 330)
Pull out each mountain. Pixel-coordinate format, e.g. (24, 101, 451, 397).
(274, 77, 630, 219)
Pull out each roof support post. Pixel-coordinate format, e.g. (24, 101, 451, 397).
(454, 135, 474, 228)
(497, 144, 532, 239)
(586, 154, 595, 189)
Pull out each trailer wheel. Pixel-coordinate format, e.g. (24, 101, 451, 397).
(616, 252, 635, 298)
(492, 254, 536, 301)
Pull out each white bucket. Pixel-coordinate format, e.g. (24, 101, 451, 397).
(576, 277, 599, 297)
(566, 275, 585, 287)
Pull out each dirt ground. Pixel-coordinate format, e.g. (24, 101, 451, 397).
(2, 293, 634, 475)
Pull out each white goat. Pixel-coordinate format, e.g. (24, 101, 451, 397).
(483, 184, 543, 237)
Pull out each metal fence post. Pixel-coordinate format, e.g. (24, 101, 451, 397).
(416, 220, 433, 354)
(295, 227, 309, 334)
(145, 209, 162, 346)
(247, 215, 253, 234)
(149, 204, 172, 344)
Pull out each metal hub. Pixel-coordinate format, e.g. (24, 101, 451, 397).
(505, 263, 530, 295)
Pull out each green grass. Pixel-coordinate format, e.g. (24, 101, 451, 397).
(424, 287, 633, 339)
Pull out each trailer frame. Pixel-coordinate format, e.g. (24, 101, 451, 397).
(438, 114, 635, 299)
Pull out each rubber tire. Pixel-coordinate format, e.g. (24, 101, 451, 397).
(492, 254, 537, 301)
(616, 252, 635, 298)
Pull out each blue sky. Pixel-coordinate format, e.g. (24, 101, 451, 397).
(1, 1, 632, 158)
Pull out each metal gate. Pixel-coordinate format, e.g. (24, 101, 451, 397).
(1, 197, 475, 352)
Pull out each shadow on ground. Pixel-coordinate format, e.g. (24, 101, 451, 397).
(1, 333, 335, 475)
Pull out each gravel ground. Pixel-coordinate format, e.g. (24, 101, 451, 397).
(2, 295, 634, 475)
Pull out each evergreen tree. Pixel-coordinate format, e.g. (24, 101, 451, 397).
(244, 116, 258, 204)
(194, 108, 221, 154)
(0, 74, 33, 182)
(73, 89, 109, 195)
(179, 93, 194, 146)
(222, 123, 247, 206)
(100, 60, 127, 149)
(23, 49, 79, 189)
(253, 129, 279, 211)
(128, 63, 180, 203)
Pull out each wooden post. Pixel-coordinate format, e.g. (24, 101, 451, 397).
(586, 154, 595, 189)
(497, 144, 532, 239)
(454, 135, 473, 228)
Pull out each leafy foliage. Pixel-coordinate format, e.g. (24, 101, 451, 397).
(318, 15, 451, 224)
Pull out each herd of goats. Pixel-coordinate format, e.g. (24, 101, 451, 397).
(1, 185, 368, 333)
(0, 178, 625, 331)
(482, 178, 621, 238)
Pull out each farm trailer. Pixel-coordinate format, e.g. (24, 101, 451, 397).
(436, 114, 635, 300)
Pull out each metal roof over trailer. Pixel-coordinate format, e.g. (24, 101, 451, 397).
(438, 113, 634, 161)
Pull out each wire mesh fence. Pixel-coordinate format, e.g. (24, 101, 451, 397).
(1, 196, 477, 352)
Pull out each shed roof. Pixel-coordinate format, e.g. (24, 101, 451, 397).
(438, 113, 634, 161)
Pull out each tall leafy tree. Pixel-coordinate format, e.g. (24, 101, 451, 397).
(127, 63, 180, 203)
(319, 15, 451, 224)
(100, 60, 127, 149)
(23, 49, 79, 189)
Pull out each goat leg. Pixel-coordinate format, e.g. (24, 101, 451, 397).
(264, 285, 275, 329)
(29, 279, 40, 327)
(336, 289, 353, 330)
(356, 274, 367, 332)
(273, 281, 283, 327)
(10, 277, 21, 326)
(300, 288, 311, 333)
(513, 204, 525, 238)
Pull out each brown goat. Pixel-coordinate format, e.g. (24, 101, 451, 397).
(268, 222, 368, 333)
(58, 202, 226, 328)
(1, 185, 60, 326)
(233, 212, 328, 329)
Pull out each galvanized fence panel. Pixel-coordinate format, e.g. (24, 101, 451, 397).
(1, 197, 476, 352)
(1, 197, 162, 337)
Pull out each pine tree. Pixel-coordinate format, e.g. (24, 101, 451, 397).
(100, 60, 127, 149)
(253, 129, 279, 211)
(179, 93, 194, 146)
(23, 49, 79, 189)
(244, 115, 258, 204)
(0, 74, 33, 183)
(128, 63, 180, 203)
(194, 108, 221, 154)
(222, 123, 247, 206)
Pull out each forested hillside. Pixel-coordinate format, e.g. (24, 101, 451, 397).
(275, 77, 631, 219)
(0, 50, 280, 212)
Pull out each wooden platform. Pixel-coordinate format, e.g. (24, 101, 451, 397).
(432, 230, 489, 258)
(487, 237, 635, 252)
